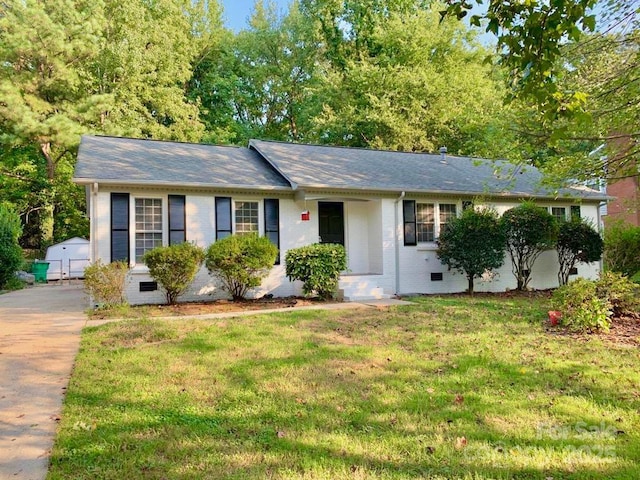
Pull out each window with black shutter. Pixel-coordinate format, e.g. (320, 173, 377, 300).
(111, 193, 130, 263)
(403, 200, 417, 246)
(215, 197, 232, 240)
(168, 195, 186, 245)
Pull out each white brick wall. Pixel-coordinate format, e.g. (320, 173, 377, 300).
(91, 188, 602, 304)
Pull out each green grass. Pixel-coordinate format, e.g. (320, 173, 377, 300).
(48, 296, 640, 479)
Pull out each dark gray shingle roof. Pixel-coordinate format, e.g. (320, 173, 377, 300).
(74, 136, 291, 189)
(250, 139, 606, 200)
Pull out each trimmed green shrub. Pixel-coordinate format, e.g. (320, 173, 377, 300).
(604, 222, 640, 276)
(501, 202, 558, 290)
(84, 261, 129, 307)
(552, 278, 611, 333)
(596, 271, 640, 317)
(436, 207, 506, 294)
(205, 234, 277, 300)
(285, 243, 347, 299)
(143, 242, 205, 305)
(556, 218, 603, 286)
(0, 204, 23, 289)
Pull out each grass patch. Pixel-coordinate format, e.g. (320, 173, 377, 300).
(49, 296, 640, 479)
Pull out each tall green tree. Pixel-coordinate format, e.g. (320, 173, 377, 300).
(305, 5, 505, 152)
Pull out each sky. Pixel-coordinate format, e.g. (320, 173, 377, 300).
(221, 0, 291, 31)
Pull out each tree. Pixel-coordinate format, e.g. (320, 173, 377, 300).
(143, 242, 205, 305)
(205, 234, 278, 300)
(556, 218, 603, 286)
(501, 202, 558, 291)
(436, 207, 506, 295)
(302, 2, 506, 152)
(0, 204, 23, 288)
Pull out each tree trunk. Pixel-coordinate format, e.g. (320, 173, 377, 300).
(39, 141, 55, 247)
(468, 275, 474, 295)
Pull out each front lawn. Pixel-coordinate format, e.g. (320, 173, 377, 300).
(48, 295, 640, 479)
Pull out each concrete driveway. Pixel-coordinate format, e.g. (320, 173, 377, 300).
(0, 283, 87, 480)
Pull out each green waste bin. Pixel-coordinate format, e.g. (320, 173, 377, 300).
(31, 261, 49, 283)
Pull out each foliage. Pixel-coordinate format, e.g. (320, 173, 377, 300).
(142, 242, 205, 305)
(556, 218, 603, 286)
(436, 207, 506, 294)
(0, 204, 24, 288)
(552, 278, 611, 333)
(501, 202, 558, 290)
(83, 261, 129, 307)
(285, 243, 347, 299)
(49, 297, 640, 479)
(596, 271, 640, 317)
(604, 222, 640, 277)
(205, 234, 277, 300)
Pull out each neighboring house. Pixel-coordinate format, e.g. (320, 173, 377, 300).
(74, 135, 607, 305)
(605, 176, 640, 226)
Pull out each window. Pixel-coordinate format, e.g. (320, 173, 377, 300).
(551, 207, 567, 223)
(404, 201, 459, 245)
(235, 201, 259, 235)
(439, 203, 457, 231)
(416, 203, 435, 242)
(570, 205, 581, 220)
(135, 198, 163, 263)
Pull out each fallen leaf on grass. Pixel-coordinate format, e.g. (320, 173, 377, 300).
(455, 436, 468, 449)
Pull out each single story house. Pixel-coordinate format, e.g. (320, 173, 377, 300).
(74, 135, 607, 305)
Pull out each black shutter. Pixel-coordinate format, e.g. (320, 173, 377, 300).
(403, 200, 417, 246)
(111, 193, 130, 263)
(168, 195, 186, 245)
(264, 199, 280, 264)
(215, 197, 232, 240)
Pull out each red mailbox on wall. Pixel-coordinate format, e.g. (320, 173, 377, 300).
(301, 210, 310, 221)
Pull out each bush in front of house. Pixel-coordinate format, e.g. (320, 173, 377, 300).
(205, 234, 278, 300)
(84, 261, 129, 307)
(501, 201, 558, 291)
(552, 278, 612, 333)
(604, 221, 640, 277)
(436, 207, 506, 295)
(285, 243, 347, 299)
(0, 204, 24, 289)
(556, 218, 603, 286)
(595, 271, 640, 317)
(143, 242, 205, 305)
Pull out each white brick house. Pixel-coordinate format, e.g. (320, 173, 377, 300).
(74, 136, 607, 305)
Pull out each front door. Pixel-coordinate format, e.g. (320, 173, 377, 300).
(318, 202, 344, 245)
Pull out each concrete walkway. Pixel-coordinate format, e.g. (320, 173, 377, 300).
(0, 284, 87, 480)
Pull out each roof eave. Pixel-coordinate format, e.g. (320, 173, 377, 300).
(72, 177, 292, 192)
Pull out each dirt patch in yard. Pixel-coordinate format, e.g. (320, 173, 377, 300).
(90, 296, 332, 320)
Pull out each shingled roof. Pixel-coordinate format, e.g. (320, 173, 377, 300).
(74, 136, 291, 190)
(249, 139, 606, 200)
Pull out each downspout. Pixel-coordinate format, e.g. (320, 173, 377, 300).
(394, 191, 406, 295)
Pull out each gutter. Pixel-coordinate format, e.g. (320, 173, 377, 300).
(394, 191, 406, 296)
(72, 178, 292, 192)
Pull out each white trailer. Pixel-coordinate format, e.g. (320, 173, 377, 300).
(45, 237, 90, 280)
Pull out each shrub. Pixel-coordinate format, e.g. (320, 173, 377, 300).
(436, 207, 506, 294)
(143, 242, 205, 305)
(84, 261, 129, 307)
(596, 271, 640, 317)
(0, 204, 23, 289)
(604, 222, 640, 276)
(285, 243, 347, 299)
(205, 234, 277, 300)
(556, 219, 603, 286)
(501, 202, 558, 290)
(552, 278, 611, 333)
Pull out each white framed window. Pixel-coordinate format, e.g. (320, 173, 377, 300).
(234, 201, 259, 235)
(416, 203, 435, 242)
(135, 198, 163, 263)
(415, 202, 458, 243)
(550, 206, 567, 223)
